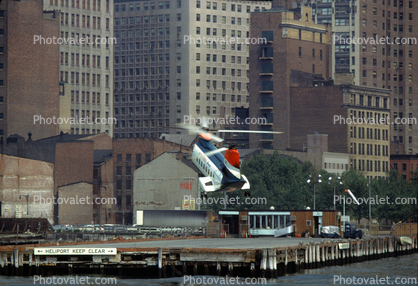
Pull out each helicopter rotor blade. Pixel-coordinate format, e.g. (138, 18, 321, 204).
(173, 123, 224, 143)
(217, 130, 283, 134)
(204, 147, 228, 157)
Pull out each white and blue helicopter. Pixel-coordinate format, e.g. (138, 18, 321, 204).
(174, 123, 282, 198)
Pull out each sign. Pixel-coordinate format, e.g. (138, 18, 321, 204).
(34, 247, 117, 256)
(339, 243, 350, 250)
(182, 199, 195, 210)
(313, 211, 323, 216)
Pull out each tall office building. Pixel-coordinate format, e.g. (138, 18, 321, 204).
(44, 0, 115, 136)
(249, 3, 333, 150)
(112, 0, 271, 138)
(0, 0, 60, 140)
(309, 0, 418, 154)
(249, 2, 391, 179)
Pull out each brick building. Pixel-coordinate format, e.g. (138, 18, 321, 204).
(248, 3, 333, 150)
(290, 81, 391, 179)
(112, 137, 192, 224)
(390, 154, 418, 181)
(0, 154, 55, 224)
(0, 0, 60, 140)
(0, 132, 113, 224)
(309, 0, 418, 155)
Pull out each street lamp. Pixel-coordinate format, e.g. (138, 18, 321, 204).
(307, 173, 322, 210)
(328, 176, 343, 210)
(19, 195, 29, 217)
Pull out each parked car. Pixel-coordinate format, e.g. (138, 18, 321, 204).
(343, 223, 362, 239)
(321, 226, 340, 238)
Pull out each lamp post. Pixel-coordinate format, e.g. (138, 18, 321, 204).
(307, 173, 322, 210)
(328, 176, 343, 210)
(19, 195, 29, 217)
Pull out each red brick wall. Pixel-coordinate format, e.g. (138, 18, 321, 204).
(290, 86, 348, 153)
(58, 182, 93, 225)
(249, 11, 332, 149)
(54, 141, 94, 194)
(3, 0, 60, 139)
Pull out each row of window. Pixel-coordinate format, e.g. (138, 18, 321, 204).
(116, 27, 170, 38)
(197, 27, 248, 38)
(351, 159, 389, 173)
(393, 135, 415, 144)
(362, 71, 414, 82)
(195, 67, 246, 77)
(116, 119, 170, 129)
(60, 13, 110, 30)
(349, 126, 389, 141)
(115, 14, 170, 25)
(350, 96, 389, 109)
(350, 143, 389, 157)
(115, 53, 169, 64)
(198, 1, 264, 13)
(60, 53, 109, 68)
(363, 18, 415, 31)
(70, 128, 106, 135)
(60, 72, 110, 87)
(49, 0, 108, 11)
(324, 163, 349, 170)
(115, 106, 169, 116)
(361, 58, 414, 71)
(393, 99, 413, 106)
(71, 109, 109, 122)
(70, 91, 109, 105)
(114, 93, 169, 103)
(58, 32, 110, 48)
(393, 163, 418, 173)
(196, 14, 247, 26)
(115, 1, 173, 12)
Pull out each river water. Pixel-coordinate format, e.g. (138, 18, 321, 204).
(0, 253, 416, 285)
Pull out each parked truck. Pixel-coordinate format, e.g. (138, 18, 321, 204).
(343, 223, 363, 239)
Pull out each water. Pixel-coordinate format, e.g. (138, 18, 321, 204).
(0, 253, 416, 285)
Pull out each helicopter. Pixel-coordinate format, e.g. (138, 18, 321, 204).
(173, 123, 282, 198)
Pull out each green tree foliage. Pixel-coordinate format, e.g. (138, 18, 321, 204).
(202, 152, 417, 222)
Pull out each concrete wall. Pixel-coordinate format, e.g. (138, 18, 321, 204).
(0, 155, 54, 224)
(133, 153, 199, 221)
(57, 182, 93, 225)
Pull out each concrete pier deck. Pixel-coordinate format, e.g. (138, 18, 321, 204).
(0, 236, 416, 278)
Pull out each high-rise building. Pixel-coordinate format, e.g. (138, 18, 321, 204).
(249, 2, 391, 179)
(249, 3, 333, 150)
(0, 0, 60, 140)
(112, 0, 271, 139)
(44, 0, 115, 136)
(309, 0, 418, 154)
